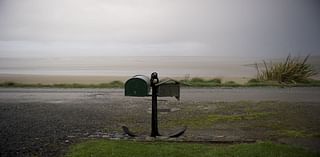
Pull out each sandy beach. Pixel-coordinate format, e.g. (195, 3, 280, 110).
(0, 73, 254, 84)
(0, 56, 257, 84)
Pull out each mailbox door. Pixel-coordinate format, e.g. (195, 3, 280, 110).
(125, 76, 150, 96)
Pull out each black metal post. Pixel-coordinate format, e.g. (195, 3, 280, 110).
(150, 72, 160, 137)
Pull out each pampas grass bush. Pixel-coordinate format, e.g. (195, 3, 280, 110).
(255, 55, 317, 83)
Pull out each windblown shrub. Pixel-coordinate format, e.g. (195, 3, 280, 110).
(255, 55, 317, 83)
(190, 77, 205, 82)
(208, 78, 222, 84)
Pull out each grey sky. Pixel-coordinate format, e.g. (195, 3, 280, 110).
(0, 0, 319, 57)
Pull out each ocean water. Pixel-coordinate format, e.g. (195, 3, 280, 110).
(0, 56, 319, 78)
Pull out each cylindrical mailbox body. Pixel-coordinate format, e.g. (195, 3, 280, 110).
(125, 75, 150, 97)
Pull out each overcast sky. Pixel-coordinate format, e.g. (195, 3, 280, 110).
(0, 0, 319, 57)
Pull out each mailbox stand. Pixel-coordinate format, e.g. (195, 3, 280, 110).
(123, 72, 186, 138)
(151, 72, 161, 137)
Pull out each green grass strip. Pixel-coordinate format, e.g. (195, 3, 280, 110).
(65, 140, 319, 157)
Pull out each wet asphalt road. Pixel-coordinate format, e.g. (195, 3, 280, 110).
(1, 87, 320, 157)
(1, 87, 320, 103)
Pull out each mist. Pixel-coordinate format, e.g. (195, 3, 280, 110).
(0, 0, 319, 57)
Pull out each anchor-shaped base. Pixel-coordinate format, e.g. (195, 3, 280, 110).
(122, 126, 187, 138)
(122, 72, 187, 138)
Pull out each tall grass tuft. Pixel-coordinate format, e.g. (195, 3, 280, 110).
(255, 55, 317, 83)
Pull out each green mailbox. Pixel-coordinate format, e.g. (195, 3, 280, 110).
(125, 75, 150, 97)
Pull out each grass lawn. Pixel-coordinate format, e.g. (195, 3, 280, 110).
(65, 140, 319, 157)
